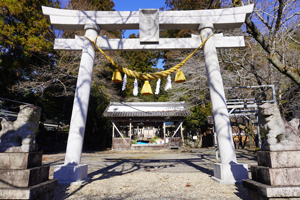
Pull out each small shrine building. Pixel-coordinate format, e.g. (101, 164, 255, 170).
(103, 101, 191, 150)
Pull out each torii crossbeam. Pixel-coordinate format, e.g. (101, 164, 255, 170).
(43, 4, 253, 185)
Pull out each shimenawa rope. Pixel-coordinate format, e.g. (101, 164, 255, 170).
(84, 33, 214, 80)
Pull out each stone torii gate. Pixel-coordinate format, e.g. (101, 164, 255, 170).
(42, 4, 253, 184)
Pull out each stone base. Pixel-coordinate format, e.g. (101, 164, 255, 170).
(257, 151, 300, 168)
(0, 165, 50, 188)
(212, 163, 249, 184)
(0, 179, 58, 200)
(54, 164, 90, 185)
(0, 151, 43, 169)
(252, 165, 300, 186)
(243, 179, 300, 200)
(0, 144, 38, 153)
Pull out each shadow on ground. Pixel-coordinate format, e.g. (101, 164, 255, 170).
(49, 149, 257, 199)
(58, 155, 214, 199)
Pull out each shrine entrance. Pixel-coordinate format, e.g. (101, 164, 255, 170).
(42, 4, 253, 184)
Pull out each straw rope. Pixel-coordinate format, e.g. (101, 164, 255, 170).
(85, 33, 214, 80)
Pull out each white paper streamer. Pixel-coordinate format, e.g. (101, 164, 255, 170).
(164, 75, 172, 91)
(155, 78, 161, 95)
(122, 74, 127, 91)
(133, 78, 138, 96)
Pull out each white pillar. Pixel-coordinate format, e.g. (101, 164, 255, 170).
(199, 23, 236, 164)
(64, 24, 100, 165)
(53, 24, 100, 184)
(199, 23, 248, 184)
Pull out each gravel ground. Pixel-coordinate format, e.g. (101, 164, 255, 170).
(42, 149, 257, 200)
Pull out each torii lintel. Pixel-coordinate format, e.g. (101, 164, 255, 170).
(42, 5, 253, 31)
(42, 5, 253, 51)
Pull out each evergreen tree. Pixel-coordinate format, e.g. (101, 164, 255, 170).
(0, 0, 59, 97)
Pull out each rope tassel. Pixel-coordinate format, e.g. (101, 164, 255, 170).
(122, 74, 127, 91)
(141, 81, 153, 95)
(133, 78, 138, 96)
(175, 69, 186, 83)
(155, 78, 161, 95)
(164, 75, 172, 91)
(112, 69, 122, 83)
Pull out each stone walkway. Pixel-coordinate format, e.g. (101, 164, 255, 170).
(42, 149, 257, 199)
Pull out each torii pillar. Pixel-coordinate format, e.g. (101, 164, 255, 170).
(53, 24, 100, 185)
(42, 5, 253, 185)
(199, 23, 248, 184)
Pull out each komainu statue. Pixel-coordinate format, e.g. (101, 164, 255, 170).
(258, 103, 300, 151)
(0, 105, 41, 152)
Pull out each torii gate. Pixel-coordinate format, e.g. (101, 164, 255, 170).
(42, 5, 253, 184)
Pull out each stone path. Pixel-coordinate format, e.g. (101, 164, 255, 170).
(42, 149, 257, 199)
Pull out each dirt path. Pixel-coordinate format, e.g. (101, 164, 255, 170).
(42, 149, 257, 199)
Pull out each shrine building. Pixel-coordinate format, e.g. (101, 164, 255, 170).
(103, 101, 191, 150)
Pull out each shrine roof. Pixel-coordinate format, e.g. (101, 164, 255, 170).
(103, 101, 191, 118)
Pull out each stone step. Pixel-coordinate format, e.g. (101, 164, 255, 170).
(0, 151, 43, 170)
(243, 179, 300, 199)
(257, 151, 300, 168)
(0, 179, 58, 200)
(0, 165, 50, 188)
(251, 165, 300, 186)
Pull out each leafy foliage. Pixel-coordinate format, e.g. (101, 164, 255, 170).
(69, 0, 115, 11)
(184, 103, 212, 132)
(0, 0, 59, 96)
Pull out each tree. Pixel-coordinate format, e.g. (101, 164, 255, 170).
(160, 0, 223, 107)
(162, 0, 222, 37)
(230, 0, 300, 118)
(184, 103, 212, 132)
(69, 0, 115, 11)
(0, 0, 123, 150)
(166, 0, 221, 10)
(0, 0, 59, 97)
(232, 0, 300, 86)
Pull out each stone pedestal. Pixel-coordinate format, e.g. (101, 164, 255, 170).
(212, 163, 249, 184)
(243, 150, 300, 199)
(54, 164, 90, 185)
(0, 151, 58, 199)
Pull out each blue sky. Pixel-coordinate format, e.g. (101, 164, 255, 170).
(60, 0, 166, 10)
(113, 0, 165, 11)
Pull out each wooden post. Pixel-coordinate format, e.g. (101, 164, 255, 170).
(171, 121, 183, 137)
(112, 122, 115, 150)
(163, 121, 166, 148)
(112, 122, 129, 145)
(180, 121, 184, 147)
(129, 122, 132, 140)
(143, 127, 145, 138)
(112, 123, 115, 138)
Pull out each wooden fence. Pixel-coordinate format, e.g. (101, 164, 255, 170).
(167, 137, 183, 149)
(112, 138, 131, 150)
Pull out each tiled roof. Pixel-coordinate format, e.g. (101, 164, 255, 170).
(103, 101, 191, 117)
